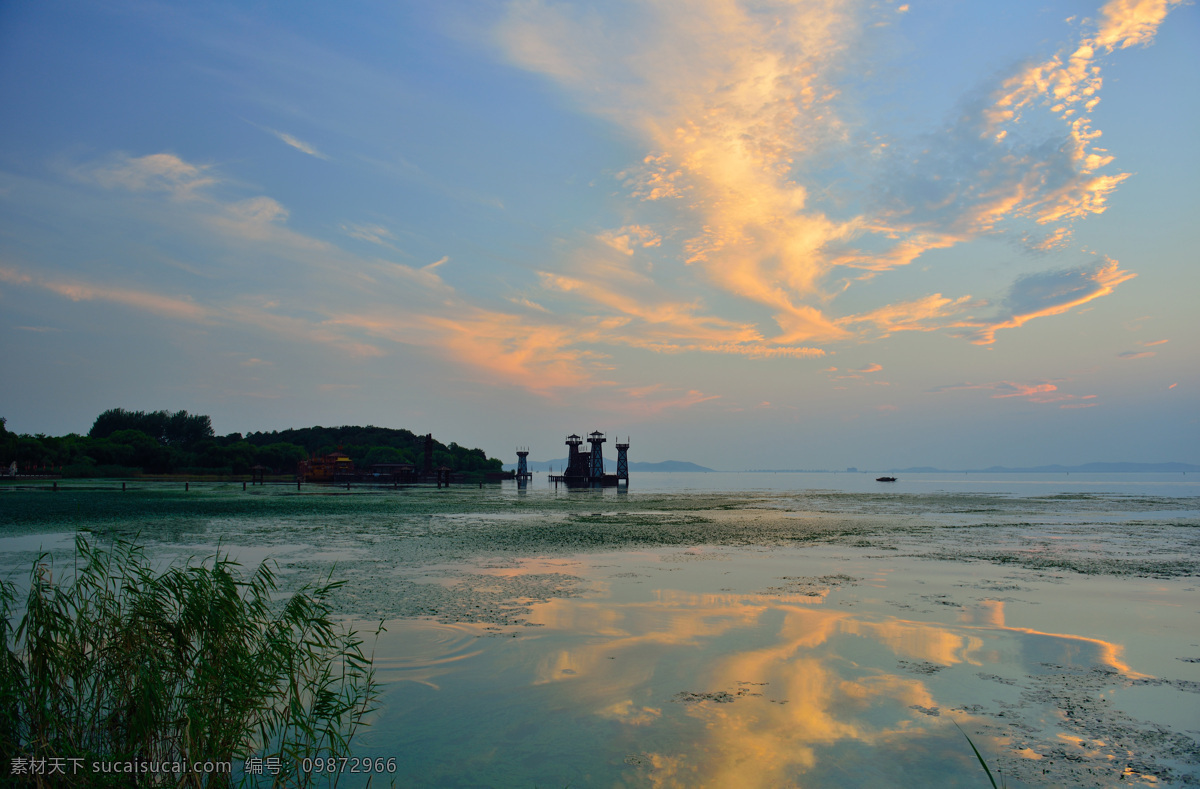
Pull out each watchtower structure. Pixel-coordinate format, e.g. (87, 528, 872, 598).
(587, 431, 606, 483)
(515, 448, 532, 481)
(549, 431, 628, 488)
(615, 437, 630, 483)
(565, 434, 585, 477)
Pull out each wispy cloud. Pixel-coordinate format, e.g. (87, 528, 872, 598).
(827, 361, 888, 383)
(18, 151, 625, 393)
(2, 264, 211, 323)
(955, 257, 1135, 344)
(839, 294, 975, 338)
(341, 222, 403, 251)
(262, 126, 330, 160)
(989, 383, 1061, 400)
(76, 153, 217, 199)
(499, 0, 861, 345)
(17, 4, 1174, 409)
(536, 247, 826, 359)
(497, 0, 1169, 354)
(932, 379, 1098, 406)
(324, 306, 607, 393)
(2, 260, 398, 359)
(1117, 350, 1155, 359)
(619, 384, 721, 416)
(596, 225, 661, 256)
(855, 0, 1173, 269)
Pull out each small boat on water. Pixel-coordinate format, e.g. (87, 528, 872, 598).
(876, 476, 897, 482)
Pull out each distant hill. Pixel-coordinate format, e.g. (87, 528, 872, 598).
(972, 462, 1199, 473)
(629, 460, 714, 472)
(890, 462, 1200, 473)
(501, 459, 1198, 474)
(503, 458, 714, 472)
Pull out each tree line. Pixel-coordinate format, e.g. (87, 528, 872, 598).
(0, 410, 503, 478)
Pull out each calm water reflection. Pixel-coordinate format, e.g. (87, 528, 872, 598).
(2, 477, 1196, 786)
(361, 547, 1196, 788)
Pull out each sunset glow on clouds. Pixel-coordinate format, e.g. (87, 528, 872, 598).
(495, 0, 1165, 353)
(0, 0, 1194, 467)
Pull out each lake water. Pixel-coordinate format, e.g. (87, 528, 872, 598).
(2, 473, 1198, 787)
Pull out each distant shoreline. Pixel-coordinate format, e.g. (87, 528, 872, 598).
(741, 463, 1198, 474)
(502, 462, 1198, 474)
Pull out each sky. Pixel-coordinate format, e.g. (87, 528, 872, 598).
(0, 0, 1196, 470)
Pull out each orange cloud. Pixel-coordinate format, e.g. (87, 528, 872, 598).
(1093, 0, 1186, 51)
(2, 261, 394, 360)
(619, 385, 722, 416)
(839, 294, 975, 338)
(498, 0, 1164, 357)
(516, 570, 1143, 787)
(957, 257, 1134, 344)
(1022, 226, 1073, 252)
(991, 383, 1058, 399)
(4, 266, 211, 323)
(499, 0, 861, 344)
(979, 0, 1182, 232)
(932, 380, 1098, 406)
(596, 225, 662, 255)
(0, 266, 34, 286)
(325, 306, 602, 393)
(537, 251, 828, 358)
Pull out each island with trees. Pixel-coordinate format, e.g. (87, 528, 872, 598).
(0, 410, 505, 481)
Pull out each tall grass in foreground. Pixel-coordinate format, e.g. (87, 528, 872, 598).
(0, 536, 380, 787)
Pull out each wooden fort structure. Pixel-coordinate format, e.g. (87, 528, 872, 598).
(298, 434, 459, 486)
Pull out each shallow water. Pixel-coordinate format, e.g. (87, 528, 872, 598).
(361, 547, 1200, 788)
(2, 474, 1198, 787)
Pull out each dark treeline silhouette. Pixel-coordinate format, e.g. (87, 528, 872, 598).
(0, 412, 502, 478)
(89, 408, 214, 447)
(242, 425, 498, 473)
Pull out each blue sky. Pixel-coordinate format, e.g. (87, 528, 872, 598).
(1, 0, 1196, 469)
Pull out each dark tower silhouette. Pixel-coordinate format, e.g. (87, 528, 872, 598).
(565, 434, 586, 478)
(587, 431, 606, 485)
(615, 437, 630, 483)
(515, 447, 532, 482)
(550, 431, 629, 488)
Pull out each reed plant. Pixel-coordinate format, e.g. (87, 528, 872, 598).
(0, 536, 380, 787)
(953, 720, 1006, 789)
